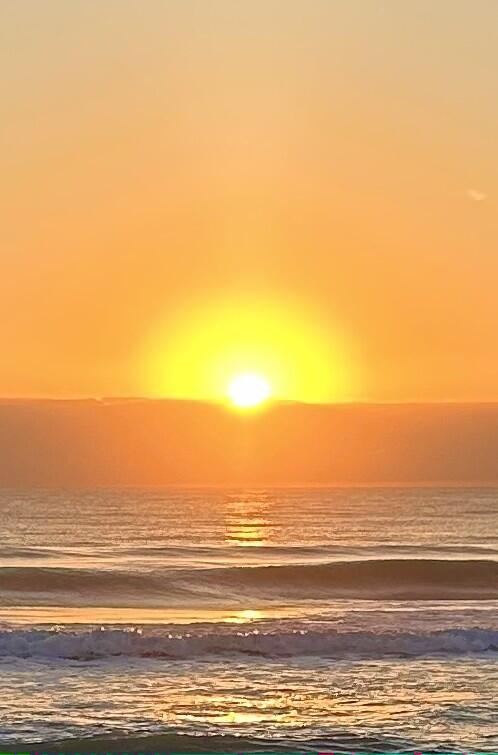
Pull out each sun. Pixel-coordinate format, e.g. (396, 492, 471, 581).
(228, 373, 271, 409)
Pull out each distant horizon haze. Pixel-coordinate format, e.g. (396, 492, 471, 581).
(1, 398, 496, 487)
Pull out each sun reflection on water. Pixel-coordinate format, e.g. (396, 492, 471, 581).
(225, 608, 264, 623)
(224, 492, 274, 547)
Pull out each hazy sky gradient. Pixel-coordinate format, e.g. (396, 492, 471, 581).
(2, 0, 497, 401)
(1, 400, 497, 485)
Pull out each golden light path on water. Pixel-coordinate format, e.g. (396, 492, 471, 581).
(0, 605, 276, 625)
(141, 294, 355, 403)
(224, 492, 273, 546)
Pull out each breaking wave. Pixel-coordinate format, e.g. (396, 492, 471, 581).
(0, 559, 496, 603)
(4, 729, 430, 753)
(204, 558, 498, 599)
(0, 624, 496, 660)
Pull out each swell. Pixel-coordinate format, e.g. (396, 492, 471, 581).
(2, 543, 496, 562)
(0, 566, 183, 597)
(204, 558, 498, 599)
(0, 559, 496, 603)
(118, 543, 498, 559)
(0, 730, 421, 753)
(0, 625, 496, 660)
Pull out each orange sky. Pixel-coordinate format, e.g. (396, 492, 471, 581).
(2, 0, 497, 402)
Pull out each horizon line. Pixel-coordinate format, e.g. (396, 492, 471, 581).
(1, 396, 498, 407)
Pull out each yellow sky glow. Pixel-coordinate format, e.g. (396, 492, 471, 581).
(141, 294, 355, 403)
(1, 1, 497, 402)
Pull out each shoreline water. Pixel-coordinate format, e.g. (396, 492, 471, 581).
(0, 488, 496, 749)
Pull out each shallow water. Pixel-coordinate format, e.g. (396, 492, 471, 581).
(0, 487, 497, 750)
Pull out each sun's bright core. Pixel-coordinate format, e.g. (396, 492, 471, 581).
(228, 373, 271, 409)
(145, 294, 353, 404)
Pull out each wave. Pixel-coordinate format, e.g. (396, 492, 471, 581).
(2, 543, 496, 565)
(0, 729, 425, 753)
(203, 558, 498, 599)
(0, 566, 168, 594)
(0, 625, 496, 661)
(118, 543, 498, 559)
(0, 546, 65, 560)
(0, 559, 496, 603)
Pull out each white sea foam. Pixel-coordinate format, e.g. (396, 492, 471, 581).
(0, 625, 496, 661)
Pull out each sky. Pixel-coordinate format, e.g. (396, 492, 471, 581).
(1, 400, 497, 485)
(2, 0, 497, 403)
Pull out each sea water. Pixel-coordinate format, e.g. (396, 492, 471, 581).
(0, 487, 497, 751)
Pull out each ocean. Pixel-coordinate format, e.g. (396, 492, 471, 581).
(0, 487, 497, 752)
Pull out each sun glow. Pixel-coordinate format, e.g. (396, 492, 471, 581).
(228, 373, 271, 409)
(143, 294, 355, 403)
